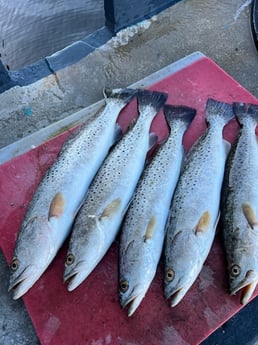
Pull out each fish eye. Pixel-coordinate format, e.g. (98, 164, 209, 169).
(166, 268, 175, 282)
(10, 258, 19, 272)
(65, 253, 75, 266)
(231, 264, 241, 277)
(120, 279, 129, 293)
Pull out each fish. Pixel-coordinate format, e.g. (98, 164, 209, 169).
(221, 102, 258, 305)
(63, 89, 168, 291)
(8, 87, 137, 299)
(119, 104, 196, 316)
(164, 98, 234, 307)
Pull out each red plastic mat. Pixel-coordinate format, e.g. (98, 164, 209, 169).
(1, 55, 258, 345)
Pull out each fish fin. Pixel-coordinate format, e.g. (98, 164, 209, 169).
(103, 88, 137, 105)
(223, 139, 231, 155)
(233, 102, 258, 125)
(149, 132, 158, 150)
(126, 117, 137, 132)
(99, 198, 121, 220)
(163, 104, 196, 128)
(113, 123, 123, 143)
(48, 192, 65, 219)
(137, 90, 167, 114)
(195, 211, 211, 234)
(144, 216, 156, 242)
(205, 99, 234, 125)
(242, 203, 258, 229)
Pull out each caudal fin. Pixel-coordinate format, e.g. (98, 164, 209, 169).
(163, 104, 196, 128)
(233, 102, 258, 125)
(137, 90, 168, 114)
(103, 88, 137, 105)
(205, 98, 234, 125)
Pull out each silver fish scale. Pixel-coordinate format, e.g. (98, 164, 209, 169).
(64, 90, 168, 292)
(9, 89, 137, 300)
(119, 106, 195, 316)
(122, 120, 186, 230)
(222, 110, 258, 302)
(164, 99, 234, 306)
(22, 100, 125, 224)
(168, 123, 223, 223)
(72, 105, 156, 218)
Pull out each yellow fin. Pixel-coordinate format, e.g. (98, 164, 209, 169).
(100, 198, 121, 220)
(48, 192, 65, 219)
(242, 203, 258, 228)
(144, 216, 156, 242)
(195, 211, 211, 233)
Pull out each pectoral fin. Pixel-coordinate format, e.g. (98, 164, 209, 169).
(144, 216, 156, 242)
(48, 192, 65, 219)
(195, 211, 211, 234)
(242, 204, 258, 229)
(99, 198, 121, 220)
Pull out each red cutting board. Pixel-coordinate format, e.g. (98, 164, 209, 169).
(1, 55, 258, 345)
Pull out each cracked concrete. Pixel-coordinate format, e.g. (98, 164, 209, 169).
(0, 0, 258, 344)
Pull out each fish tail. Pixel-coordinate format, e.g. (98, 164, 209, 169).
(103, 88, 137, 104)
(137, 90, 168, 114)
(163, 104, 196, 128)
(233, 102, 258, 125)
(205, 98, 234, 125)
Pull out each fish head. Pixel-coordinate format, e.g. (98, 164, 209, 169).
(227, 250, 258, 305)
(119, 274, 149, 317)
(9, 216, 54, 299)
(119, 256, 154, 316)
(64, 215, 104, 291)
(164, 230, 203, 307)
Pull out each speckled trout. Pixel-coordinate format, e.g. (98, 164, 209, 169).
(119, 104, 196, 316)
(64, 90, 167, 291)
(8, 88, 137, 299)
(221, 102, 258, 305)
(164, 98, 234, 307)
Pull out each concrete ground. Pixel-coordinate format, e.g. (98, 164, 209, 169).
(0, 0, 258, 344)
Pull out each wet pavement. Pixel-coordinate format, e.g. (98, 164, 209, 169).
(0, 0, 258, 344)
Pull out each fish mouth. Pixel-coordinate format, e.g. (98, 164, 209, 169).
(120, 290, 146, 317)
(63, 262, 89, 291)
(165, 285, 188, 307)
(8, 266, 38, 300)
(230, 270, 258, 305)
